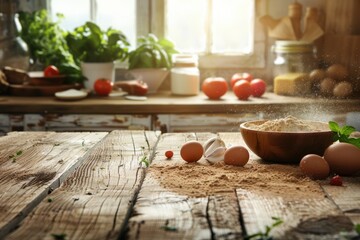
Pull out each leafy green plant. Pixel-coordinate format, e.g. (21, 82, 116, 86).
(139, 155, 150, 168)
(17, 10, 82, 84)
(51, 233, 66, 240)
(66, 22, 129, 63)
(245, 217, 283, 240)
(8, 150, 23, 162)
(329, 121, 360, 148)
(128, 34, 178, 69)
(356, 224, 360, 235)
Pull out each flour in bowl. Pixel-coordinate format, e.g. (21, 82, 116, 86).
(246, 116, 329, 132)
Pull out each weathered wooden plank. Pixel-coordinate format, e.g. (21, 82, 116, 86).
(219, 130, 356, 239)
(321, 177, 360, 224)
(237, 189, 353, 239)
(1, 93, 360, 115)
(154, 113, 261, 133)
(6, 130, 160, 240)
(126, 132, 244, 239)
(127, 132, 357, 239)
(220, 132, 354, 239)
(45, 114, 151, 129)
(0, 131, 107, 238)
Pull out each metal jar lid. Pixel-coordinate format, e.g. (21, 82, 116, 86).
(272, 40, 314, 53)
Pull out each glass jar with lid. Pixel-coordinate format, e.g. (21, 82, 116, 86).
(271, 40, 317, 78)
(171, 54, 200, 95)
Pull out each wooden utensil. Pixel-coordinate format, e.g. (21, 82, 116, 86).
(301, 7, 324, 42)
(259, 15, 281, 30)
(269, 16, 297, 40)
(288, 1, 303, 40)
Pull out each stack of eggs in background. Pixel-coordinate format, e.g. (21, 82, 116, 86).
(309, 63, 353, 98)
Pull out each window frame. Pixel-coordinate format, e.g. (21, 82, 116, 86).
(147, 0, 267, 69)
(45, 0, 267, 69)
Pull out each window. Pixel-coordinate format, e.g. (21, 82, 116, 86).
(165, 0, 254, 55)
(48, 0, 265, 68)
(49, 0, 137, 47)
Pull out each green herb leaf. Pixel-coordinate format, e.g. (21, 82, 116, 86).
(18, 10, 82, 84)
(328, 121, 340, 132)
(341, 126, 356, 137)
(51, 233, 66, 240)
(355, 224, 360, 235)
(245, 217, 283, 240)
(161, 225, 178, 232)
(128, 34, 178, 69)
(329, 121, 360, 148)
(139, 155, 150, 168)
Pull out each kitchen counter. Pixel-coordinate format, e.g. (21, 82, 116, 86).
(1, 130, 359, 239)
(0, 92, 359, 133)
(0, 91, 359, 114)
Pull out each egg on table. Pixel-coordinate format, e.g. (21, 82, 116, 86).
(323, 142, 360, 176)
(299, 154, 330, 179)
(180, 140, 204, 163)
(224, 145, 249, 167)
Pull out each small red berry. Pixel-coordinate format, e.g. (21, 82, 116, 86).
(330, 175, 343, 186)
(165, 150, 174, 159)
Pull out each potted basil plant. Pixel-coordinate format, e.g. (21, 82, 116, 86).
(66, 22, 129, 91)
(128, 34, 178, 93)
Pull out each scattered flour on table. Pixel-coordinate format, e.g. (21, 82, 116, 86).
(246, 116, 328, 132)
(148, 159, 324, 199)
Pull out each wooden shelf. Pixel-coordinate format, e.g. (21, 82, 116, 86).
(0, 91, 359, 115)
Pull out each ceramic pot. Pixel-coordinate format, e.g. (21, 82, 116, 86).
(129, 68, 169, 94)
(81, 62, 114, 92)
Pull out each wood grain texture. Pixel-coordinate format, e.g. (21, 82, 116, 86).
(325, 0, 360, 34)
(237, 189, 353, 239)
(127, 132, 357, 240)
(321, 177, 360, 224)
(221, 132, 355, 239)
(0, 131, 107, 238)
(0, 92, 359, 114)
(6, 130, 160, 240)
(126, 132, 244, 240)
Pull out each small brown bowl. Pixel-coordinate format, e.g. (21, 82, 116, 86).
(28, 71, 65, 86)
(240, 120, 334, 164)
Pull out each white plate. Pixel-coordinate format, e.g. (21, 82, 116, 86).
(125, 95, 147, 101)
(55, 89, 88, 100)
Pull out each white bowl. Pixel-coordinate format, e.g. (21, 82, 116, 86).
(129, 68, 169, 93)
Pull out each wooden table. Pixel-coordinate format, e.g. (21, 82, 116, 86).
(1, 92, 360, 114)
(0, 130, 359, 240)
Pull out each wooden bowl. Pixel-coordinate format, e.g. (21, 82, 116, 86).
(28, 71, 65, 86)
(240, 120, 334, 164)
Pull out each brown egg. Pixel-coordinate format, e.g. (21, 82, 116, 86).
(224, 145, 249, 166)
(324, 142, 360, 176)
(326, 64, 348, 81)
(180, 140, 204, 163)
(320, 78, 336, 96)
(299, 154, 330, 179)
(309, 69, 326, 83)
(333, 81, 353, 98)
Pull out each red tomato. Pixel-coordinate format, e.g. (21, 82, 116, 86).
(233, 80, 251, 100)
(230, 72, 253, 88)
(44, 65, 60, 77)
(250, 78, 267, 97)
(165, 150, 174, 159)
(94, 78, 113, 96)
(202, 77, 228, 100)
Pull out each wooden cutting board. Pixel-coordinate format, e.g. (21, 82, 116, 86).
(8, 84, 82, 96)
